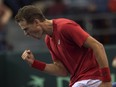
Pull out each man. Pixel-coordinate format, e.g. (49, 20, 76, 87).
(15, 5, 112, 87)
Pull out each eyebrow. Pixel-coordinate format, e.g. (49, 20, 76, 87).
(23, 28, 28, 31)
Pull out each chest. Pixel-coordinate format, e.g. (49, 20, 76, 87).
(49, 35, 81, 58)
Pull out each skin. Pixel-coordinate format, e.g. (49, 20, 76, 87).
(0, 3, 12, 28)
(19, 18, 112, 87)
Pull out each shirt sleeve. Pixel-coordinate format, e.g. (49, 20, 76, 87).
(61, 23, 90, 47)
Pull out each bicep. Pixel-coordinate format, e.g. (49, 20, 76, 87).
(53, 60, 68, 73)
(83, 36, 101, 48)
(45, 60, 68, 76)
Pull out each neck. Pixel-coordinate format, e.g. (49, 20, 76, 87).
(44, 19, 53, 36)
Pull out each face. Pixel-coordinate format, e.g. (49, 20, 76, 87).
(19, 19, 43, 39)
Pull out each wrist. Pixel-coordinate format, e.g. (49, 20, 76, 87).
(31, 60, 46, 71)
(29, 59, 34, 65)
(100, 67, 111, 82)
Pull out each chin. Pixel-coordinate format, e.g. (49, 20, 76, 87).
(33, 37, 40, 39)
(37, 37, 41, 40)
(37, 36, 42, 39)
(31, 35, 41, 39)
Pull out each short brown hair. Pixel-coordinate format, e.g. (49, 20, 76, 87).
(15, 5, 46, 23)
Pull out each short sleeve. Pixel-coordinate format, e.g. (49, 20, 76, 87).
(61, 23, 90, 47)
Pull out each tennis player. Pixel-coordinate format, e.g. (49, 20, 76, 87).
(15, 5, 112, 87)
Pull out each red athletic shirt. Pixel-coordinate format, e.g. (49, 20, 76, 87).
(45, 18, 101, 87)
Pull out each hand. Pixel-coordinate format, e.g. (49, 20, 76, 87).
(21, 49, 35, 65)
(99, 82, 112, 87)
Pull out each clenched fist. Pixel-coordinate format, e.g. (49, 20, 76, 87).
(21, 50, 35, 65)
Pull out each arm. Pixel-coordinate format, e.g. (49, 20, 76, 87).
(44, 60, 68, 76)
(83, 36, 109, 68)
(83, 36, 112, 87)
(21, 50, 68, 77)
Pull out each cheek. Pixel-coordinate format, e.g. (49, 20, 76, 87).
(32, 27, 42, 35)
(37, 27, 43, 33)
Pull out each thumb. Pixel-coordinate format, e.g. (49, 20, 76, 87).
(26, 49, 31, 54)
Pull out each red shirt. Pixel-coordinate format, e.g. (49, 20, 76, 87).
(45, 18, 101, 87)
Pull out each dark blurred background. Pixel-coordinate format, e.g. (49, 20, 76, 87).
(0, 0, 116, 87)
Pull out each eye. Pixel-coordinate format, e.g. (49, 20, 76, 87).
(23, 28, 29, 32)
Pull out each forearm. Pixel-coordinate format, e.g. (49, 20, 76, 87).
(93, 43, 109, 68)
(21, 50, 68, 77)
(32, 60, 68, 77)
(83, 36, 111, 82)
(93, 44, 111, 82)
(44, 63, 68, 76)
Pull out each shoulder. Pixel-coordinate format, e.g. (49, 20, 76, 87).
(53, 18, 77, 25)
(54, 18, 78, 30)
(59, 22, 80, 33)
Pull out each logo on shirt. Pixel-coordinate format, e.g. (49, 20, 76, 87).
(58, 39, 60, 45)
